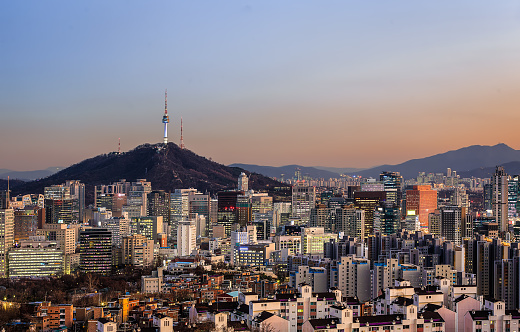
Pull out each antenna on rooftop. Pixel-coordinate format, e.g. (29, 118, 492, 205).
(118, 138, 121, 155)
(180, 117, 185, 149)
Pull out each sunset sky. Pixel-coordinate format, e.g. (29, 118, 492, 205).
(2, 1, 520, 171)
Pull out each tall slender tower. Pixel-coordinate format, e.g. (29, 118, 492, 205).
(180, 117, 185, 149)
(162, 90, 169, 144)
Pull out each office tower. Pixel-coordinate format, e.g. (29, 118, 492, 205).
(273, 202, 291, 230)
(492, 166, 509, 234)
(509, 175, 520, 219)
(216, 191, 242, 237)
(0, 209, 14, 277)
(450, 187, 469, 208)
(101, 216, 130, 247)
(301, 227, 338, 255)
(96, 193, 127, 217)
(251, 193, 273, 214)
(189, 192, 210, 217)
(310, 204, 328, 230)
(484, 183, 493, 211)
(379, 172, 403, 206)
(79, 228, 112, 274)
(162, 89, 169, 144)
(36, 224, 76, 255)
(122, 234, 154, 267)
(147, 190, 170, 224)
(44, 198, 73, 224)
(440, 206, 462, 244)
(428, 210, 441, 237)
(373, 203, 399, 236)
(354, 190, 386, 236)
(177, 220, 196, 256)
(170, 188, 196, 242)
(65, 180, 85, 222)
(171, 189, 196, 222)
(461, 210, 474, 239)
(291, 182, 316, 223)
(14, 207, 38, 242)
(406, 185, 437, 230)
(44, 185, 71, 200)
(0, 190, 10, 209)
(238, 172, 249, 192)
(130, 216, 163, 242)
(236, 194, 252, 226)
(8, 237, 64, 277)
(336, 205, 365, 239)
(125, 179, 152, 217)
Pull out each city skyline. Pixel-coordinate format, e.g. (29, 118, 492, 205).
(2, 1, 520, 171)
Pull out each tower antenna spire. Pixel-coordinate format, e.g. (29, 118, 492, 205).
(118, 138, 121, 154)
(6, 176, 10, 209)
(180, 117, 185, 149)
(162, 89, 169, 144)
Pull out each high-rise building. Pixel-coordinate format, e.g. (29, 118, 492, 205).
(492, 166, 509, 234)
(0, 209, 14, 277)
(79, 228, 112, 274)
(122, 234, 154, 267)
(36, 223, 76, 255)
(309, 204, 328, 230)
(101, 216, 130, 247)
(8, 237, 64, 277)
(440, 206, 462, 244)
(130, 216, 163, 242)
(14, 206, 38, 243)
(336, 205, 365, 239)
(126, 179, 152, 217)
(44, 198, 74, 224)
(238, 172, 249, 192)
(406, 185, 437, 230)
(291, 182, 316, 223)
(354, 191, 386, 236)
(0, 190, 10, 209)
(216, 191, 243, 237)
(177, 220, 196, 257)
(147, 190, 170, 224)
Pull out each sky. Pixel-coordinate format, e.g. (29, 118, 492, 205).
(2, 1, 520, 171)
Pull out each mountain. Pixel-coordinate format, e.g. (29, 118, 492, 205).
(10, 143, 287, 203)
(348, 144, 520, 179)
(312, 166, 366, 174)
(229, 164, 340, 179)
(459, 161, 520, 179)
(0, 167, 64, 181)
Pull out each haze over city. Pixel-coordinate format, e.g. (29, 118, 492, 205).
(2, 1, 520, 170)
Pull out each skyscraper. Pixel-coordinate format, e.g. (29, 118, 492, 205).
(238, 172, 249, 192)
(406, 185, 437, 230)
(0, 209, 14, 277)
(177, 220, 196, 257)
(147, 190, 170, 225)
(79, 228, 112, 274)
(291, 182, 316, 224)
(492, 166, 509, 234)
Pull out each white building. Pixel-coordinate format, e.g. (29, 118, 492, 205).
(177, 220, 196, 257)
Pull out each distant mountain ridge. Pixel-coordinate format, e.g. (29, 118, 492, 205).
(348, 144, 520, 179)
(10, 143, 287, 203)
(0, 167, 64, 181)
(229, 164, 341, 179)
(232, 144, 520, 180)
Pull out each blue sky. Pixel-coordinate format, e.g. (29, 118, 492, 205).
(2, 1, 520, 170)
